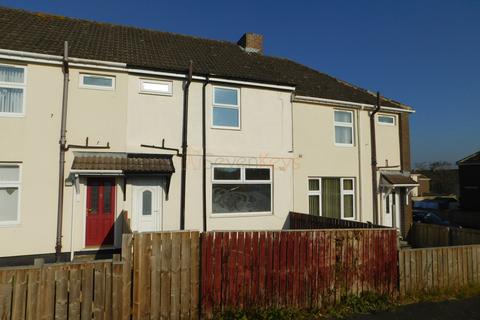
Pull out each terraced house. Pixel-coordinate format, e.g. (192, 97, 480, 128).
(0, 7, 416, 263)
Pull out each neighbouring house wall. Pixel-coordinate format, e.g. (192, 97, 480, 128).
(0, 61, 63, 257)
(399, 113, 413, 237)
(60, 67, 130, 255)
(126, 77, 295, 231)
(292, 102, 403, 225)
(459, 164, 480, 211)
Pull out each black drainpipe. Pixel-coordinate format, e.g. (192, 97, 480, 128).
(55, 41, 70, 261)
(202, 76, 210, 232)
(370, 92, 381, 225)
(179, 61, 193, 230)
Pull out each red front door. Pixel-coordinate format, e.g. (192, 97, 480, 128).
(86, 178, 116, 247)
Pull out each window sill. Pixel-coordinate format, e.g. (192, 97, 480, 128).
(139, 91, 172, 96)
(210, 211, 273, 218)
(0, 221, 21, 227)
(334, 143, 355, 148)
(0, 113, 25, 118)
(79, 85, 115, 91)
(211, 125, 241, 131)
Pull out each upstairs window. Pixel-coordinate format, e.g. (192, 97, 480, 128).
(139, 79, 172, 96)
(0, 65, 26, 116)
(378, 115, 396, 126)
(212, 87, 240, 129)
(334, 110, 354, 146)
(0, 164, 21, 225)
(80, 74, 115, 90)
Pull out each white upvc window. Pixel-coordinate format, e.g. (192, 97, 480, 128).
(79, 74, 115, 90)
(212, 165, 272, 215)
(0, 164, 21, 225)
(334, 110, 354, 146)
(378, 114, 396, 126)
(0, 64, 26, 117)
(308, 177, 356, 220)
(139, 79, 172, 96)
(212, 86, 240, 129)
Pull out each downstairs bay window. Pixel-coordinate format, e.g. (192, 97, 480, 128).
(308, 177, 355, 220)
(212, 166, 272, 214)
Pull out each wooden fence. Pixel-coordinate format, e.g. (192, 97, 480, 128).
(201, 229, 398, 318)
(410, 222, 480, 248)
(3, 229, 480, 319)
(0, 259, 123, 320)
(288, 212, 384, 230)
(0, 231, 200, 320)
(123, 231, 200, 320)
(399, 244, 480, 296)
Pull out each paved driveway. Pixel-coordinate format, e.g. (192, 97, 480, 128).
(346, 296, 480, 320)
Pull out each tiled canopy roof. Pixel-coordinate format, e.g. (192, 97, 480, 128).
(72, 153, 174, 173)
(0, 6, 410, 109)
(381, 172, 418, 186)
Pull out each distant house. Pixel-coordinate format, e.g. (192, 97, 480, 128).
(458, 151, 480, 211)
(411, 173, 431, 198)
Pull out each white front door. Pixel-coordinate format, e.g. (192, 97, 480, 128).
(132, 179, 163, 232)
(383, 190, 400, 228)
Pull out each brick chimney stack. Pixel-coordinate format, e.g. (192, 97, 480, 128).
(237, 33, 263, 54)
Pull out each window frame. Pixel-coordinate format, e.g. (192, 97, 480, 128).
(0, 64, 27, 117)
(377, 114, 396, 126)
(0, 163, 22, 226)
(307, 177, 356, 220)
(211, 164, 273, 216)
(333, 110, 354, 147)
(340, 178, 355, 220)
(139, 78, 173, 96)
(211, 86, 241, 130)
(79, 73, 116, 91)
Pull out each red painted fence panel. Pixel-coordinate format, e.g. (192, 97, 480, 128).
(201, 229, 398, 318)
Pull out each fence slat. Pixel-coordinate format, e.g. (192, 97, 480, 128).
(80, 265, 93, 320)
(54, 268, 68, 320)
(170, 232, 182, 320)
(180, 231, 191, 319)
(26, 268, 40, 320)
(160, 233, 172, 320)
(121, 233, 133, 320)
(112, 262, 123, 320)
(150, 233, 161, 320)
(0, 271, 14, 320)
(190, 232, 200, 320)
(12, 270, 27, 320)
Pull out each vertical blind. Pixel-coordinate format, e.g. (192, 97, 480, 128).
(322, 178, 341, 219)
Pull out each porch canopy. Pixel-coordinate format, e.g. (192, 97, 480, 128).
(380, 171, 418, 203)
(71, 152, 175, 198)
(71, 152, 175, 175)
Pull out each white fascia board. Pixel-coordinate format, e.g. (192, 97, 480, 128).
(70, 169, 123, 176)
(208, 77, 295, 91)
(292, 95, 415, 114)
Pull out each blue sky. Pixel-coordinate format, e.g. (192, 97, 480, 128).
(2, 0, 479, 166)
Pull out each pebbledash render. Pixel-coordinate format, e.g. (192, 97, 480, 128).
(0, 7, 416, 263)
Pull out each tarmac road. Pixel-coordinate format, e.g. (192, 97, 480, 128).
(345, 296, 480, 320)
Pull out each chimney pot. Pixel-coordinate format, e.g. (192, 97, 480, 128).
(237, 33, 263, 54)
